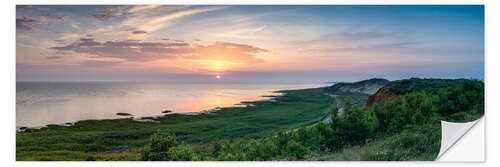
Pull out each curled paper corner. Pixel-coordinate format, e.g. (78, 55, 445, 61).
(436, 117, 483, 160)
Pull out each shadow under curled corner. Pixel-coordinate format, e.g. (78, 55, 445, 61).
(436, 117, 484, 161)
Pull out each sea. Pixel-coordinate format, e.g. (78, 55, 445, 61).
(16, 81, 329, 128)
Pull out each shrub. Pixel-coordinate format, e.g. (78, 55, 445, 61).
(141, 130, 197, 161)
(285, 140, 308, 159)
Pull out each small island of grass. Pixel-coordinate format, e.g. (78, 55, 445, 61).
(161, 110, 172, 114)
(116, 112, 133, 116)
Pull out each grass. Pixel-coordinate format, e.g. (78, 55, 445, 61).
(16, 87, 334, 161)
(334, 92, 370, 107)
(306, 124, 441, 161)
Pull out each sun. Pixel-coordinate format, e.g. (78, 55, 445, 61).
(216, 74, 221, 79)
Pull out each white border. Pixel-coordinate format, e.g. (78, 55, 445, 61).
(3, 0, 497, 167)
(13, 0, 489, 5)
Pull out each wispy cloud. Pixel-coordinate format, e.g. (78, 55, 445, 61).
(338, 31, 387, 40)
(301, 41, 421, 53)
(122, 6, 228, 35)
(128, 5, 161, 13)
(217, 25, 267, 39)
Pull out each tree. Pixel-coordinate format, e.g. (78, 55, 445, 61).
(285, 140, 308, 159)
(336, 105, 378, 144)
(141, 129, 197, 161)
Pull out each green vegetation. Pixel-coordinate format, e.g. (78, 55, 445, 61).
(16, 78, 484, 161)
(141, 130, 198, 161)
(325, 78, 389, 95)
(384, 78, 466, 95)
(16, 87, 333, 160)
(334, 92, 370, 107)
(137, 79, 483, 161)
(309, 79, 483, 161)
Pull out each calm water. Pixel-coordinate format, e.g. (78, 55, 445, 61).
(16, 82, 328, 127)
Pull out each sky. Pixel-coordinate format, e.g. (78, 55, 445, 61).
(16, 5, 484, 82)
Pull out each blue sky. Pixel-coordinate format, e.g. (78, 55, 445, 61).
(16, 5, 484, 82)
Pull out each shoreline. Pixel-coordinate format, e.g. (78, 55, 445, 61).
(17, 86, 335, 160)
(16, 87, 323, 132)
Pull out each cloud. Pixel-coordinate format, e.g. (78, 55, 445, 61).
(54, 51, 70, 55)
(81, 60, 121, 67)
(216, 25, 267, 39)
(50, 38, 267, 64)
(54, 40, 66, 44)
(58, 33, 93, 41)
(132, 30, 147, 34)
(302, 41, 421, 53)
(124, 27, 148, 35)
(50, 38, 190, 61)
(338, 31, 386, 40)
(297, 31, 391, 45)
(17, 5, 50, 11)
(89, 7, 125, 21)
(128, 5, 161, 13)
(46, 55, 63, 59)
(122, 6, 227, 35)
(71, 23, 80, 29)
(17, 9, 68, 32)
(188, 41, 267, 63)
(40, 13, 68, 22)
(16, 16, 38, 31)
(377, 42, 420, 49)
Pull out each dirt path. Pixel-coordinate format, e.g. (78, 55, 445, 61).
(283, 93, 344, 134)
(327, 94, 345, 118)
(319, 94, 344, 124)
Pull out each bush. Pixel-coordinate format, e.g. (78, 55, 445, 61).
(285, 140, 308, 159)
(335, 107, 378, 144)
(141, 130, 197, 161)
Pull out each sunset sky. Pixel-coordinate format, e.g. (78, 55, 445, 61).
(16, 5, 484, 82)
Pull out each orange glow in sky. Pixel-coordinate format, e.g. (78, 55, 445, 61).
(15, 5, 485, 81)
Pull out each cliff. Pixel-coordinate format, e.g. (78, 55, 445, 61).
(324, 78, 389, 95)
(364, 78, 466, 109)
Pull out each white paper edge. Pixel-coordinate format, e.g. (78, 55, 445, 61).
(437, 117, 484, 161)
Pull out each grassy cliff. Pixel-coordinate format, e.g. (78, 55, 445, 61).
(325, 78, 389, 95)
(365, 78, 467, 109)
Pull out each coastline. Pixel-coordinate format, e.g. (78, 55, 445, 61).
(16, 87, 322, 133)
(17, 86, 335, 160)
